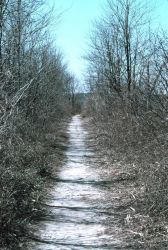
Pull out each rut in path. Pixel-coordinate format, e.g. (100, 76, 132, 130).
(27, 115, 130, 250)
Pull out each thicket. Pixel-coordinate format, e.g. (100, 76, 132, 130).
(84, 0, 168, 221)
(0, 0, 75, 247)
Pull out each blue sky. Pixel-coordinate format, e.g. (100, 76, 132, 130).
(47, 0, 168, 85)
(47, 0, 104, 83)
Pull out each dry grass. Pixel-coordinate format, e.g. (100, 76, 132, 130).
(0, 119, 69, 249)
(86, 103, 168, 249)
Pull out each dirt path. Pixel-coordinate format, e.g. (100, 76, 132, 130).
(26, 115, 136, 250)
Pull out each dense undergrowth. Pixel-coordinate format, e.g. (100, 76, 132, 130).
(88, 102, 168, 217)
(84, 99, 168, 248)
(0, 117, 70, 249)
(0, 1, 76, 248)
(84, 0, 168, 247)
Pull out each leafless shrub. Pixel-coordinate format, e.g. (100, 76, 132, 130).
(84, 0, 168, 238)
(0, 0, 75, 247)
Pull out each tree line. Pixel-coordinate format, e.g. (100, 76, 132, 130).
(85, 0, 168, 224)
(0, 0, 75, 247)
